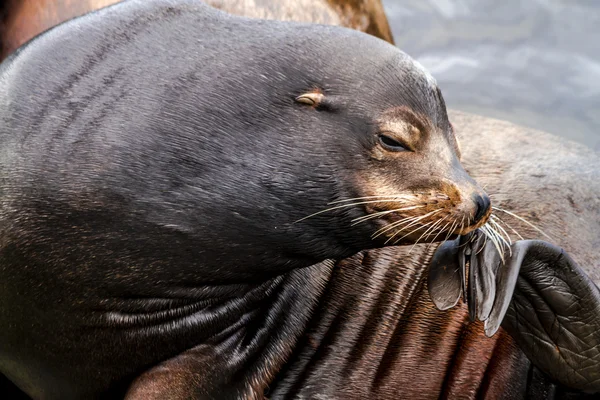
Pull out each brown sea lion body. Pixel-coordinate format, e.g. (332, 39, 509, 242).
(455, 111, 600, 284)
(0, 1, 598, 399)
(265, 113, 600, 399)
(0, 0, 393, 61)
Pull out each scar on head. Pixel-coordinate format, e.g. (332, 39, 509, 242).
(295, 90, 324, 107)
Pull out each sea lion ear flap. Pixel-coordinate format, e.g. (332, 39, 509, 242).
(449, 121, 462, 160)
(295, 92, 324, 107)
(500, 240, 600, 393)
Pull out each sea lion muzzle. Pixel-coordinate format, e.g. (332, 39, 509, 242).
(472, 193, 491, 224)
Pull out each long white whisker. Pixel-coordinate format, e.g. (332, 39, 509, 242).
(480, 227, 489, 251)
(442, 220, 458, 243)
(351, 205, 424, 225)
(430, 218, 452, 244)
(294, 200, 415, 223)
(488, 218, 513, 246)
(492, 207, 552, 240)
(328, 195, 418, 204)
(480, 225, 505, 262)
(373, 209, 441, 239)
(424, 216, 449, 238)
(486, 222, 512, 256)
(422, 217, 452, 248)
(425, 218, 453, 252)
(391, 220, 433, 245)
(390, 211, 443, 245)
(490, 214, 524, 241)
(382, 210, 442, 241)
(409, 215, 449, 253)
(372, 213, 426, 238)
(488, 223, 509, 252)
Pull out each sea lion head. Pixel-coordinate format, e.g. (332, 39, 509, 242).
(278, 28, 490, 252)
(0, 2, 491, 272)
(144, 15, 492, 264)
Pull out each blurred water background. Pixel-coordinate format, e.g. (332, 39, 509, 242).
(382, 0, 600, 151)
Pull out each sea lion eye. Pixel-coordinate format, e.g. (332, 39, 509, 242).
(378, 134, 409, 152)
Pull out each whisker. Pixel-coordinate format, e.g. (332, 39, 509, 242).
(425, 218, 454, 252)
(409, 215, 449, 253)
(372, 213, 425, 238)
(391, 221, 433, 245)
(479, 226, 498, 254)
(427, 216, 450, 237)
(391, 215, 443, 245)
(488, 218, 513, 246)
(489, 223, 509, 251)
(490, 214, 524, 241)
(294, 199, 414, 223)
(480, 225, 505, 262)
(442, 220, 458, 243)
(492, 207, 552, 240)
(383, 210, 442, 242)
(328, 195, 417, 204)
(434, 218, 455, 244)
(480, 226, 489, 251)
(350, 205, 424, 226)
(373, 209, 441, 239)
(486, 222, 512, 256)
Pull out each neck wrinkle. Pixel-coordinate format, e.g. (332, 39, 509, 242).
(269, 245, 438, 398)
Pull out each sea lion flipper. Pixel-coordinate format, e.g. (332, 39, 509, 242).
(500, 240, 600, 393)
(428, 238, 462, 310)
(483, 241, 523, 337)
(429, 231, 500, 318)
(472, 233, 498, 322)
(428, 232, 498, 314)
(467, 237, 478, 321)
(458, 233, 471, 303)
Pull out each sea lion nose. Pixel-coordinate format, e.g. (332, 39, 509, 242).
(473, 193, 491, 223)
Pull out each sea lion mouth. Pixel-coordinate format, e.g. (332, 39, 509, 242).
(357, 192, 492, 246)
(295, 191, 492, 248)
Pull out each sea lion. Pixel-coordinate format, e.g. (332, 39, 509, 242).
(1, 1, 599, 399)
(0, 0, 122, 60)
(0, 0, 491, 398)
(429, 232, 600, 393)
(0, 0, 393, 62)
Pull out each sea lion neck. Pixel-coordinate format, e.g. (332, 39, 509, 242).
(125, 261, 335, 398)
(268, 246, 435, 397)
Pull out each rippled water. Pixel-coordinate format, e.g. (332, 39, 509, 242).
(382, 0, 600, 151)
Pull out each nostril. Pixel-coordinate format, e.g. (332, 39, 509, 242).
(473, 194, 491, 223)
